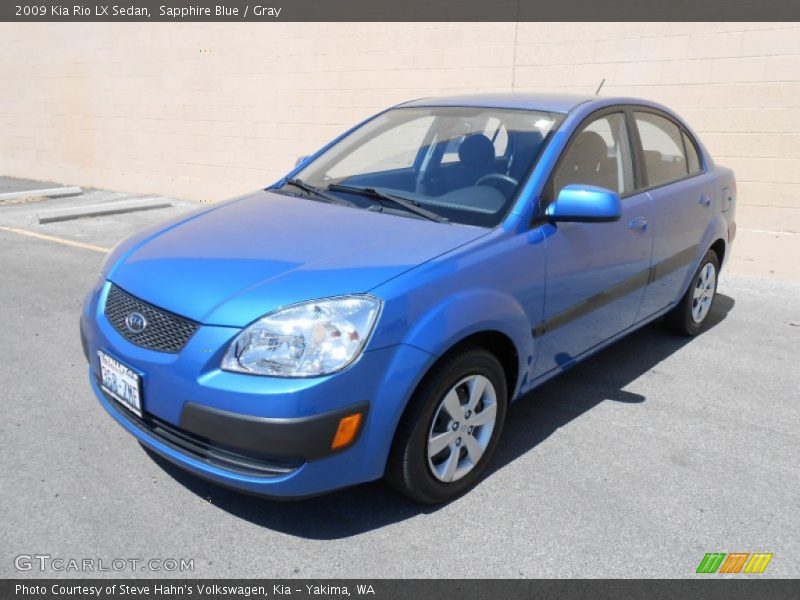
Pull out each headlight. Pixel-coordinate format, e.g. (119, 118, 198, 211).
(221, 296, 382, 377)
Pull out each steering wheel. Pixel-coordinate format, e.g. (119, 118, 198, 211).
(475, 173, 519, 196)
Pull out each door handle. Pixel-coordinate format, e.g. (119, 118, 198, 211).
(628, 216, 648, 231)
(699, 194, 712, 207)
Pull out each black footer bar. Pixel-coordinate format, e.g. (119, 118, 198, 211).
(3, 579, 799, 600)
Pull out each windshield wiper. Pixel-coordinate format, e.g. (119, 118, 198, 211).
(283, 178, 357, 207)
(327, 184, 448, 223)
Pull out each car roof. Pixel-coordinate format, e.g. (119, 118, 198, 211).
(397, 92, 598, 114)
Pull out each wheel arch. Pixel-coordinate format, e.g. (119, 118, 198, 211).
(393, 288, 533, 403)
(709, 237, 726, 267)
(424, 330, 519, 405)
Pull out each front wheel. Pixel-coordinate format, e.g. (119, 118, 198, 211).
(385, 347, 507, 504)
(665, 249, 720, 336)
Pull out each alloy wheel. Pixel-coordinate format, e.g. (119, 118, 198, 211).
(426, 374, 498, 483)
(691, 262, 716, 323)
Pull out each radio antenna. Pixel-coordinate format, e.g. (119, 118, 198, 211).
(595, 78, 606, 95)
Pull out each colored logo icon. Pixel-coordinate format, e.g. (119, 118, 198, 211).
(696, 552, 773, 574)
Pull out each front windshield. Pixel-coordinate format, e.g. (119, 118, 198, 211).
(279, 106, 564, 227)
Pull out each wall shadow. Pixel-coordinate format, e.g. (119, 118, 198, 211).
(145, 294, 735, 539)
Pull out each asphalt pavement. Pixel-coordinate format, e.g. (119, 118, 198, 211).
(1, 181, 798, 578)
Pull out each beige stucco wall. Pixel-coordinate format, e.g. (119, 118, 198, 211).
(1, 22, 798, 275)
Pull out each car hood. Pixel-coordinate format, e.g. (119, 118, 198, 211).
(107, 190, 486, 327)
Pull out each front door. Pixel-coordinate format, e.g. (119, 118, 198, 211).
(534, 111, 654, 377)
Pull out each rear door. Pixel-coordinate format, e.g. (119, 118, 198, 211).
(533, 110, 654, 377)
(631, 110, 714, 320)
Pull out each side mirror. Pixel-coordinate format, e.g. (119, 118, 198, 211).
(295, 155, 310, 168)
(546, 184, 621, 223)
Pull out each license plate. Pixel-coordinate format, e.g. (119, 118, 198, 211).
(98, 351, 142, 417)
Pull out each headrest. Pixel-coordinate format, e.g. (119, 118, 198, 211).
(571, 131, 608, 166)
(458, 134, 495, 168)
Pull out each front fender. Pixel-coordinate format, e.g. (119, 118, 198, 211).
(369, 229, 545, 402)
(396, 289, 533, 399)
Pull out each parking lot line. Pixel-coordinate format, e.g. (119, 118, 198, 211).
(0, 225, 109, 253)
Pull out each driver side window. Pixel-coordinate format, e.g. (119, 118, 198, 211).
(551, 113, 634, 199)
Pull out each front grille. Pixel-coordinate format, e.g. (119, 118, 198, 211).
(98, 384, 301, 478)
(104, 284, 199, 353)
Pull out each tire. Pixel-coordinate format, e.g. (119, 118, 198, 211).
(385, 346, 507, 504)
(665, 249, 720, 336)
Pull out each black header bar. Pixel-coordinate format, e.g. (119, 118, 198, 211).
(2, 0, 800, 22)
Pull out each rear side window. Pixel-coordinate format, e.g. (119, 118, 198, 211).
(682, 131, 702, 174)
(634, 111, 689, 187)
(483, 117, 508, 156)
(551, 112, 634, 198)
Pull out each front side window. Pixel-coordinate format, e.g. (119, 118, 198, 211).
(551, 112, 634, 199)
(634, 111, 689, 187)
(283, 107, 563, 227)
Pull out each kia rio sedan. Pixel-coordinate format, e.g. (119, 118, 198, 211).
(81, 93, 736, 503)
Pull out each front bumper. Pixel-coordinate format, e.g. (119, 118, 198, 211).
(82, 281, 434, 498)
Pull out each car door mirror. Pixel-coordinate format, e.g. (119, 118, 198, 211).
(546, 185, 622, 223)
(295, 155, 310, 167)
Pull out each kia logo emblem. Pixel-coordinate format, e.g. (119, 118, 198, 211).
(125, 312, 147, 334)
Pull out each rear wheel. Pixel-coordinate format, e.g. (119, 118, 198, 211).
(386, 346, 507, 504)
(665, 249, 719, 336)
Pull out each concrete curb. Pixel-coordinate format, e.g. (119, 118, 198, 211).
(37, 198, 172, 224)
(0, 186, 82, 202)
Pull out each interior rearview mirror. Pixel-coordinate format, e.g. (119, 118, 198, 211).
(546, 184, 622, 223)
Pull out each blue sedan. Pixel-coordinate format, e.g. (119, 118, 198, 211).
(81, 93, 736, 503)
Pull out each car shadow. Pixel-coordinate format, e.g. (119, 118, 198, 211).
(144, 294, 735, 539)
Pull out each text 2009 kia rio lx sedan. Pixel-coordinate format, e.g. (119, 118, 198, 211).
(81, 93, 736, 503)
